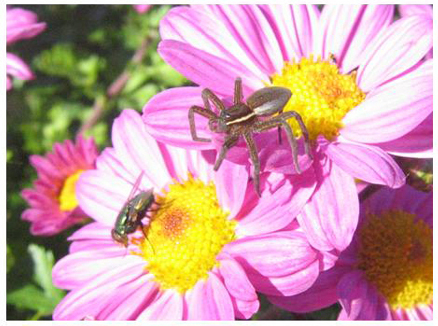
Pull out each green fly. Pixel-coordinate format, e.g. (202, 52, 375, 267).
(111, 172, 154, 248)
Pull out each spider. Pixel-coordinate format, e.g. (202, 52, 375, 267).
(188, 77, 312, 196)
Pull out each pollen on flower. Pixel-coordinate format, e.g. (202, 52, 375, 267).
(356, 210, 433, 310)
(136, 175, 236, 293)
(58, 170, 84, 211)
(271, 54, 366, 141)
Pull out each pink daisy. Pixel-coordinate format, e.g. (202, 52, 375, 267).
(6, 6, 46, 90)
(52, 109, 330, 320)
(21, 135, 99, 235)
(143, 4, 432, 252)
(270, 184, 432, 320)
(134, 5, 152, 14)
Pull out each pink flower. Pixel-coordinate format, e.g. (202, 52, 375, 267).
(21, 136, 99, 235)
(134, 5, 152, 14)
(270, 184, 432, 320)
(143, 4, 432, 252)
(52, 109, 329, 320)
(6, 7, 46, 90)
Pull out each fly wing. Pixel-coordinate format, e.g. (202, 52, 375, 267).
(125, 171, 144, 202)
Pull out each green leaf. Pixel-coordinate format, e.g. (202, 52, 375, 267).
(7, 245, 15, 273)
(7, 285, 58, 315)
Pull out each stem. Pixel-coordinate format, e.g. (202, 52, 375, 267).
(78, 32, 156, 135)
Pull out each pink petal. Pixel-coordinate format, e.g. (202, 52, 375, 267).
(137, 290, 183, 320)
(76, 170, 137, 226)
(376, 113, 432, 158)
(217, 254, 257, 302)
(297, 153, 359, 251)
(399, 5, 432, 17)
(53, 260, 149, 320)
(7, 8, 46, 44)
(258, 5, 320, 61)
(53, 250, 140, 289)
(213, 158, 248, 219)
(225, 231, 318, 278)
(134, 5, 151, 14)
(201, 5, 284, 76)
(342, 60, 432, 143)
(185, 273, 234, 320)
(268, 265, 349, 313)
(324, 138, 405, 188)
(143, 86, 215, 149)
(158, 39, 263, 97)
(248, 259, 320, 297)
(112, 109, 171, 190)
(236, 168, 316, 236)
(357, 15, 432, 91)
(160, 6, 268, 82)
(6, 52, 34, 80)
(317, 5, 394, 73)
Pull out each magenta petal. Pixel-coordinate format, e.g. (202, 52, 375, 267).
(297, 154, 359, 252)
(259, 5, 320, 61)
(225, 231, 318, 278)
(158, 39, 263, 96)
(237, 169, 316, 236)
(317, 5, 394, 73)
(268, 265, 349, 313)
(186, 273, 234, 320)
(6, 52, 34, 80)
(342, 60, 432, 143)
(357, 15, 432, 91)
(324, 139, 405, 188)
(143, 86, 215, 150)
(137, 290, 183, 320)
(337, 270, 368, 320)
(376, 113, 432, 158)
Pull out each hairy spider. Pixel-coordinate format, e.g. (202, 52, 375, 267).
(188, 78, 312, 196)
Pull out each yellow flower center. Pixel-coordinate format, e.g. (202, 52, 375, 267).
(356, 210, 433, 310)
(137, 175, 236, 293)
(271, 55, 366, 141)
(58, 170, 84, 211)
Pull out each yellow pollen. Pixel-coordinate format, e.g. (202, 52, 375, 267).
(58, 170, 84, 211)
(137, 175, 236, 293)
(356, 210, 433, 310)
(271, 55, 366, 141)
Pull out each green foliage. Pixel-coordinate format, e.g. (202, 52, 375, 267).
(7, 244, 65, 317)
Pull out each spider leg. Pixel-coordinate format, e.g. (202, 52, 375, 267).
(277, 111, 313, 160)
(188, 105, 217, 142)
(214, 135, 239, 171)
(254, 118, 301, 173)
(202, 88, 225, 112)
(243, 132, 261, 197)
(234, 77, 242, 105)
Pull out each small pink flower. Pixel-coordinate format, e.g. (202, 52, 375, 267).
(21, 136, 99, 235)
(270, 185, 433, 320)
(52, 109, 329, 320)
(6, 7, 46, 90)
(134, 5, 152, 14)
(143, 4, 432, 252)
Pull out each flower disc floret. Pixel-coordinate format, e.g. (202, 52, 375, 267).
(356, 210, 433, 309)
(139, 175, 236, 293)
(271, 55, 366, 141)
